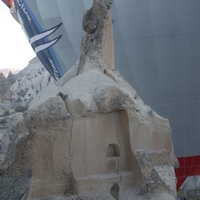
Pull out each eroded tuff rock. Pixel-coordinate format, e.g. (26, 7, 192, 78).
(0, 72, 15, 100)
(0, 0, 176, 199)
(78, 0, 115, 73)
(0, 68, 176, 200)
(10, 57, 55, 103)
(179, 176, 200, 199)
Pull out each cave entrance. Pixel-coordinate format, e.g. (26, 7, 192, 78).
(110, 183, 119, 200)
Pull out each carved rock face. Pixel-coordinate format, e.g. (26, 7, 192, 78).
(0, 1, 176, 199)
(0, 66, 176, 199)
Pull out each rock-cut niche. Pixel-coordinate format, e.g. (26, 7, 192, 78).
(110, 183, 120, 200)
(106, 143, 120, 157)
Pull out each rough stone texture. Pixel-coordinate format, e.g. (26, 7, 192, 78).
(10, 57, 55, 103)
(1, 65, 176, 199)
(0, 1, 176, 199)
(0, 113, 22, 154)
(178, 176, 200, 199)
(0, 71, 15, 100)
(0, 176, 31, 200)
(78, 0, 115, 73)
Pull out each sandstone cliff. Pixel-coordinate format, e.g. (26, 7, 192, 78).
(0, 1, 176, 200)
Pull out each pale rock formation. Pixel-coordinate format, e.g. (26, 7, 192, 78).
(79, 0, 114, 72)
(0, 68, 20, 78)
(179, 176, 200, 199)
(0, 72, 15, 100)
(0, 0, 176, 200)
(10, 57, 55, 103)
(0, 113, 23, 154)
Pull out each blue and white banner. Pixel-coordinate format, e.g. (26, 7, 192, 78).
(14, 0, 63, 80)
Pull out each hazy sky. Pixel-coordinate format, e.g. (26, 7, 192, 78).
(0, 2, 36, 70)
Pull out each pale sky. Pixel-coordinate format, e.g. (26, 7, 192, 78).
(0, 2, 36, 70)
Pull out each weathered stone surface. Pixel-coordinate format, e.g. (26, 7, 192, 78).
(0, 71, 15, 100)
(1, 66, 176, 199)
(10, 57, 55, 103)
(0, 0, 176, 199)
(179, 176, 200, 199)
(78, 0, 115, 73)
(0, 176, 31, 200)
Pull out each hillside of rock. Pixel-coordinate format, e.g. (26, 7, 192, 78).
(0, 68, 20, 78)
(0, 72, 16, 100)
(0, 56, 54, 104)
(10, 57, 56, 103)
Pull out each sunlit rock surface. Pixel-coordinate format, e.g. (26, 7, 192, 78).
(0, 1, 176, 199)
(10, 57, 55, 103)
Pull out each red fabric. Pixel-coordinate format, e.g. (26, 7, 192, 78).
(175, 155, 200, 190)
(1, 0, 11, 7)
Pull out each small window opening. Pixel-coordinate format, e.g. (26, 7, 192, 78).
(110, 183, 119, 200)
(106, 144, 120, 158)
